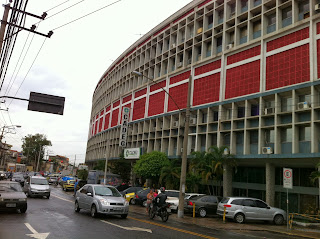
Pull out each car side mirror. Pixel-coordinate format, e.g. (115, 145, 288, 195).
(87, 192, 92, 197)
(267, 206, 271, 209)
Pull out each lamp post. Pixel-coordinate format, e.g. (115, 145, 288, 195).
(0, 125, 21, 169)
(132, 71, 192, 218)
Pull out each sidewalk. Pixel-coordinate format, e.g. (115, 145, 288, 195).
(129, 205, 320, 239)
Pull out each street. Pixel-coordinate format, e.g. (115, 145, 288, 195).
(0, 185, 310, 239)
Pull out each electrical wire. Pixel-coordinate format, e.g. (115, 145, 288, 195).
(45, 0, 71, 12)
(52, 0, 122, 31)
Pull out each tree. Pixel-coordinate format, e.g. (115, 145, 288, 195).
(110, 153, 132, 183)
(159, 159, 180, 190)
(93, 160, 105, 170)
(21, 134, 52, 170)
(77, 169, 88, 180)
(134, 151, 170, 187)
(310, 162, 320, 184)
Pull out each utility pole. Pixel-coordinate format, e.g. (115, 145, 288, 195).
(0, 4, 10, 54)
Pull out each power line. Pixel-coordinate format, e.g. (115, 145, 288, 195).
(52, 0, 122, 31)
(45, 0, 71, 12)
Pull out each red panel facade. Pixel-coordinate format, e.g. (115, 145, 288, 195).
(103, 113, 110, 130)
(193, 73, 220, 106)
(198, 0, 212, 8)
(170, 71, 190, 84)
(148, 92, 165, 116)
(318, 40, 320, 79)
(267, 28, 309, 52)
(111, 108, 119, 127)
(317, 22, 320, 34)
(122, 95, 131, 104)
(195, 60, 221, 76)
(106, 105, 111, 112)
(98, 117, 103, 133)
(227, 46, 261, 65)
(133, 98, 146, 121)
(225, 60, 261, 99)
(113, 100, 120, 108)
(266, 44, 310, 90)
(150, 80, 166, 92)
(168, 83, 188, 112)
(135, 88, 147, 98)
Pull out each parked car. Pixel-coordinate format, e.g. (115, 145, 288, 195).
(0, 181, 27, 213)
(48, 176, 58, 185)
(216, 197, 286, 225)
(63, 180, 76, 191)
(184, 195, 222, 217)
(166, 193, 205, 212)
(121, 187, 143, 204)
(11, 173, 25, 186)
(0, 171, 6, 180)
(134, 188, 151, 206)
(116, 184, 130, 192)
(74, 184, 129, 218)
(24, 176, 50, 199)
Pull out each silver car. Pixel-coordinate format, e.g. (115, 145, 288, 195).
(74, 184, 129, 218)
(24, 176, 50, 199)
(217, 197, 286, 225)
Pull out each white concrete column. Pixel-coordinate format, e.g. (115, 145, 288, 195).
(223, 164, 233, 197)
(266, 162, 275, 207)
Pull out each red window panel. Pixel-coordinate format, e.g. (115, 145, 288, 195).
(267, 28, 309, 52)
(170, 71, 191, 84)
(318, 40, 320, 79)
(135, 88, 147, 98)
(148, 91, 165, 116)
(225, 60, 261, 99)
(113, 100, 120, 108)
(198, 0, 212, 8)
(173, 9, 194, 23)
(317, 22, 320, 34)
(193, 73, 220, 106)
(168, 83, 188, 112)
(98, 117, 103, 133)
(150, 80, 166, 92)
(100, 110, 104, 116)
(106, 105, 111, 112)
(122, 95, 132, 104)
(103, 113, 110, 130)
(94, 121, 98, 135)
(227, 46, 261, 65)
(133, 98, 146, 121)
(195, 60, 221, 76)
(95, 114, 99, 120)
(111, 108, 119, 127)
(266, 44, 310, 90)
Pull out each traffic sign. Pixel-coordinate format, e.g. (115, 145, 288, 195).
(283, 168, 293, 189)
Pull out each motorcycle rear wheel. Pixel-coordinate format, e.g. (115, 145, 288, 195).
(161, 210, 169, 222)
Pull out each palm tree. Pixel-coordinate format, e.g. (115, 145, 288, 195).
(310, 162, 320, 183)
(159, 159, 181, 189)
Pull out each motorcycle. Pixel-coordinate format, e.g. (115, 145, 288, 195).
(148, 201, 171, 222)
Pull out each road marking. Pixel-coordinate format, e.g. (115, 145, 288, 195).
(51, 193, 74, 203)
(25, 223, 50, 239)
(101, 220, 152, 233)
(128, 216, 217, 239)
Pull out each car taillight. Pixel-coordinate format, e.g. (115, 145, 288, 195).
(224, 204, 232, 208)
(135, 194, 139, 198)
(188, 201, 193, 206)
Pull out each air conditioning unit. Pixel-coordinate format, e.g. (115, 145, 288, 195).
(173, 121, 179, 127)
(171, 43, 176, 48)
(264, 107, 274, 115)
(297, 102, 310, 110)
(262, 147, 273, 154)
(315, 4, 320, 12)
(197, 27, 203, 34)
(226, 43, 233, 50)
(190, 118, 197, 125)
(223, 148, 229, 155)
(177, 62, 183, 68)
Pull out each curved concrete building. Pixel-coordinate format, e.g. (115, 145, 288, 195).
(86, 0, 320, 212)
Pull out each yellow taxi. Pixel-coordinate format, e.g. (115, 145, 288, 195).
(62, 180, 75, 191)
(121, 187, 144, 204)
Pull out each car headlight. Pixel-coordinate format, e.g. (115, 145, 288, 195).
(19, 198, 26, 201)
(99, 199, 109, 206)
(124, 200, 129, 206)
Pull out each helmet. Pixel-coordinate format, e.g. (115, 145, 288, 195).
(160, 187, 165, 192)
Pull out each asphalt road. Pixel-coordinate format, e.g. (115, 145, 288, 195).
(0, 185, 306, 239)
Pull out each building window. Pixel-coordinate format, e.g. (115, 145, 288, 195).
(240, 26, 247, 44)
(281, 128, 292, 143)
(298, 1, 310, 21)
(299, 126, 311, 142)
(251, 104, 259, 116)
(208, 15, 213, 29)
(229, 3, 235, 18)
(253, 0, 262, 7)
(216, 37, 223, 53)
(267, 13, 276, 33)
(213, 111, 219, 121)
(238, 107, 245, 118)
(253, 21, 261, 39)
(241, 0, 248, 13)
(282, 7, 292, 28)
(281, 97, 292, 112)
(218, 10, 224, 24)
(265, 129, 275, 143)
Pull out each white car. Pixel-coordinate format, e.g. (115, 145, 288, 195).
(166, 192, 205, 212)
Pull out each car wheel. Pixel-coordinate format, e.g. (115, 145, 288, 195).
(47, 194, 50, 199)
(234, 213, 245, 224)
(199, 208, 207, 218)
(130, 198, 136, 205)
(20, 205, 27, 213)
(142, 200, 147, 207)
(121, 214, 128, 219)
(274, 214, 284, 225)
(74, 201, 80, 212)
(91, 205, 97, 218)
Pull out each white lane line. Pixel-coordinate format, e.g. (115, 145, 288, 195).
(51, 193, 74, 203)
(25, 223, 50, 239)
(101, 220, 152, 233)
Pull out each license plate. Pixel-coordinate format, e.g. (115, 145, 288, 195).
(113, 207, 122, 211)
(6, 203, 16, 208)
(167, 208, 171, 212)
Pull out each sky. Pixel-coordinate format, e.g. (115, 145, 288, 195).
(0, 0, 193, 166)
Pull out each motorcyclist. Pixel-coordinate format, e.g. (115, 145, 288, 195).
(154, 187, 167, 212)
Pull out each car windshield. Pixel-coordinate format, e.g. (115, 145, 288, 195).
(0, 183, 23, 192)
(68, 180, 75, 184)
(13, 174, 23, 179)
(220, 197, 229, 203)
(94, 186, 121, 197)
(31, 178, 48, 185)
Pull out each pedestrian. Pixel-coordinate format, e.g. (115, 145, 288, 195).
(146, 189, 154, 213)
(153, 189, 158, 197)
(74, 179, 79, 197)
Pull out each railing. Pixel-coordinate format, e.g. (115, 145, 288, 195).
(289, 213, 320, 230)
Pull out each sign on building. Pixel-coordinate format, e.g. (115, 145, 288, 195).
(119, 107, 130, 147)
(283, 168, 293, 189)
(124, 148, 141, 159)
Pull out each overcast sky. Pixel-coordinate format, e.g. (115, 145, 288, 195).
(0, 0, 193, 165)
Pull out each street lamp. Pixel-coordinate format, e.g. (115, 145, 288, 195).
(132, 70, 192, 218)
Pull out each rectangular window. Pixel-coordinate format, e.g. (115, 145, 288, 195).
(282, 7, 292, 27)
(281, 128, 292, 142)
(251, 104, 259, 116)
(298, 94, 311, 103)
(267, 14, 276, 33)
(281, 97, 292, 112)
(298, 1, 310, 20)
(237, 107, 245, 118)
(250, 131, 258, 144)
(240, 26, 247, 44)
(265, 129, 275, 143)
(299, 126, 311, 141)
